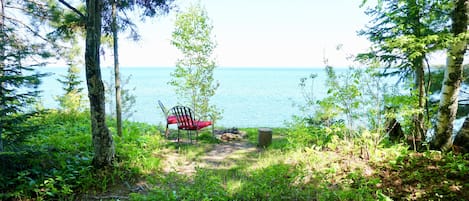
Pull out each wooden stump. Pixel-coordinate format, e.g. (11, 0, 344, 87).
(258, 128, 272, 148)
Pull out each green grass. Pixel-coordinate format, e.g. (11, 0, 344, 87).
(1, 111, 468, 200)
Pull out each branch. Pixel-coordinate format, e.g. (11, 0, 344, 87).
(3, 15, 50, 42)
(58, 0, 85, 19)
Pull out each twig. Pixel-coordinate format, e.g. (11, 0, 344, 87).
(58, 0, 85, 19)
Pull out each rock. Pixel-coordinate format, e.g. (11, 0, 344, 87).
(238, 131, 247, 138)
(214, 127, 247, 142)
(218, 132, 244, 141)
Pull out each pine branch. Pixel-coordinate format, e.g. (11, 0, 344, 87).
(2, 15, 49, 43)
(58, 0, 85, 19)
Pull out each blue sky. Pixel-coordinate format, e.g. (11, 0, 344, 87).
(103, 0, 375, 68)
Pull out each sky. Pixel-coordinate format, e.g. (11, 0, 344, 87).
(103, 0, 376, 68)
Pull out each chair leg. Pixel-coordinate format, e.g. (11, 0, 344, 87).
(177, 129, 180, 144)
(189, 130, 192, 144)
(165, 124, 169, 138)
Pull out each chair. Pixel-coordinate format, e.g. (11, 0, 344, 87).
(170, 105, 212, 144)
(158, 100, 177, 138)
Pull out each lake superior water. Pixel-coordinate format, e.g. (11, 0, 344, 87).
(39, 67, 347, 128)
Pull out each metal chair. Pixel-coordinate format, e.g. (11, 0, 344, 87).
(158, 100, 177, 138)
(170, 105, 212, 144)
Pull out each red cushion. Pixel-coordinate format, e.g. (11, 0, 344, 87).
(167, 115, 178, 124)
(179, 120, 212, 130)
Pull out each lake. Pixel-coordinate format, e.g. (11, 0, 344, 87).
(39, 67, 345, 128)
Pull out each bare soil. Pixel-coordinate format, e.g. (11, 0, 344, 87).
(161, 140, 258, 175)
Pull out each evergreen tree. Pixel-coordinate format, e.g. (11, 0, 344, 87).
(56, 65, 85, 113)
(56, 37, 86, 113)
(0, 0, 52, 151)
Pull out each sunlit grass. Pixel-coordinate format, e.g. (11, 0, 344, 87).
(3, 111, 468, 200)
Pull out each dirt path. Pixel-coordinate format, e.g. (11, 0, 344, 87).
(80, 140, 258, 200)
(200, 141, 258, 168)
(161, 140, 259, 175)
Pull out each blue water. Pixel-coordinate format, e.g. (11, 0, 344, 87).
(38, 67, 340, 127)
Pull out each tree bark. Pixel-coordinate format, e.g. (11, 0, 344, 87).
(455, 119, 469, 153)
(413, 57, 425, 150)
(440, 0, 469, 151)
(0, 0, 5, 152)
(86, 0, 115, 168)
(408, 0, 426, 150)
(112, 0, 122, 137)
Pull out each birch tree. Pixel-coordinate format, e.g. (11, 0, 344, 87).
(435, 0, 468, 151)
(170, 3, 221, 122)
(359, 0, 452, 148)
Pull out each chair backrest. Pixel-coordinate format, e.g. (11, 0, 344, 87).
(158, 100, 168, 116)
(170, 105, 196, 129)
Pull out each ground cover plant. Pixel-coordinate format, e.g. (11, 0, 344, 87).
(2, 1, 469, 200)
(1, 109, 468, 200)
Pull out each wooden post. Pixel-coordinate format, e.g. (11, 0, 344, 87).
(258, 128, 272, 148)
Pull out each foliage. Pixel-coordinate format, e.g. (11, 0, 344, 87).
(56, 86, 86, 114)
(0, 111, 92, 200)
(1, 110, 468, 200)
(169, 3, 221, 122)
(0, 0, 55, 151)
(383, 90, 424, 136)
(49, 0, 174, 169)
(57, 65, 83, 95)
(433, 0, 469, 151)
(324, 66, 365, 138)
(290, 66, 395, 149)
(359, 0, 454, 142)
(100, 0, 173, 138)
(0, 110, 165, 200)
(47, 1, 88, 117)
(101, 0, 174, 40)
(285, 118, 337, 148)
(358, 0, 452, 72)
(49, 0, 173, 41)
(56, 61, 86, 113)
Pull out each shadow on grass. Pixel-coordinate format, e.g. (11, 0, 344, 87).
(133, 162, 318, 201)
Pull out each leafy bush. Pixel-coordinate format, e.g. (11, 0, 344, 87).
(0, 148, 92, 200)
(286, 120, 330, 148)
(0, 110, 166, 200)
(290, 66, 412, 150)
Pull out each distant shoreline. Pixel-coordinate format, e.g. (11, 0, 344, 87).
(43, 66, 350, 70)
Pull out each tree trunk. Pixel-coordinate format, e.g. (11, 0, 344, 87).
(439, 0, 469, 151)
(86, 0, 115, 168)
(112, 0, 122, 137)
(412, 59, 425, 150)
(0, 0, 4, 152)
(407, 0, 425, 150)
(455, 119, 469, 153)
